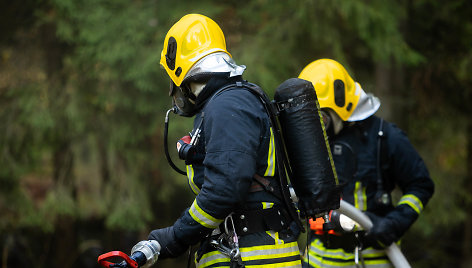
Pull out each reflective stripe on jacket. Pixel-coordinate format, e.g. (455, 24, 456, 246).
(197, 231, 301, 268)
(303, 238, 391, 268)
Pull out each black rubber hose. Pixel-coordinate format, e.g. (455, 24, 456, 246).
(164, 108, 187, 176)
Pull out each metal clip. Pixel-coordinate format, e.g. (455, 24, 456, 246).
(224, 214, 241, 260)
(354, 232, 365, 268)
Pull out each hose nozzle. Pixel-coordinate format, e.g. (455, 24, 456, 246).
(131, 240, 161, 268)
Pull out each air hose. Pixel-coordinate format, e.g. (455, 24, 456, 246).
(164, 107, 187, 176)
(337, 200, 411, 268)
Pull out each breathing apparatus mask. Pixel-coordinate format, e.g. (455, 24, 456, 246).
(164, 81, 201, 175)
(169, 81, 198, 117)
(320, 109, 345, 140)
(164, 81, 205, 175)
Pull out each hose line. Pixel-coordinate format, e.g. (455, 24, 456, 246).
(338, 200, 411, 268)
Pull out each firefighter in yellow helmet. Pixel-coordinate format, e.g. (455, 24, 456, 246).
(128, 14, 303, 268)
(299, 59, 434, 267)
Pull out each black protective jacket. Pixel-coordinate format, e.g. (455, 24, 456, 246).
(154, 75, 302, 267)
(332, 115, 434, 218)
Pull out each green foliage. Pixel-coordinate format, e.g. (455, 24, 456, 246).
(232, 0, 424, 94)
(1, 0, 472, 267)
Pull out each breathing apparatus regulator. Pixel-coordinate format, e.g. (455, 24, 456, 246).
(164, 103, 202, 176)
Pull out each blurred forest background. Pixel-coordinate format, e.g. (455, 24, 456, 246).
(1, 0, 471, 267)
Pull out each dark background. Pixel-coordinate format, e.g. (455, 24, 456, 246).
(1, 0, 471, 267)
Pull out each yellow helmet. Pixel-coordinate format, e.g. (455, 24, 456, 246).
(160, 14, 230, 86)
(298, 59, 360, 121)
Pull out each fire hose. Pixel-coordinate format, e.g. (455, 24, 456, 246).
(337, 200, 411, 268)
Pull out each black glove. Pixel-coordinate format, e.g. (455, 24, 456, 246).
(363, 212, 398, 249)
(363, 205, 418, 249)
(148, 226, 188, 259)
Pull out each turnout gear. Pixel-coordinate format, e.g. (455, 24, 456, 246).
(177, 77, 302, 267)
(303, 116, 434, 268)
(155, 14, 328, 267)
(300, 59, 434, 268)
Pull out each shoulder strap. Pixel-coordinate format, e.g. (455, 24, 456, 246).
(376, 118, 385, 189)
(376, 117, 392, 206)
(236, 81, 304, 230)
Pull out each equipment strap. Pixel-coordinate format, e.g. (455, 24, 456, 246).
(205, 81, 303, 231)
(228, 207, 291, 236)
(274, 93, 313, 112)
(315, 233, 361, 253)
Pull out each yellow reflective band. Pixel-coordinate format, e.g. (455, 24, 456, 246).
(197, 242, 301, 268)
(317, 101, 339, 185)
(189, 199, 223, 229)
(398, 194, 424, 214)
(262, 202, 274, 209)
(308, 239, 387, 260)
(304, 239, 391, 267)
(354, 181, 367, 211)
(186, 165, 200, 195)
(264, 128, 276, 177)
(246, 260, 301, 267)
(196, 250, 229, 268)
(240, 242, 300, 260)
(308, 239, 355, 260)
(305, 253, 391, 268)
(266, 230, 284, 245)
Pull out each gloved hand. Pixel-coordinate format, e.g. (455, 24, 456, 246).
(148, 226, 188, 259)
(363, 212, 398, 249)
(176, 135, 191, 152)
(176, 135, 195, 161)
(363, 205, 419, 249)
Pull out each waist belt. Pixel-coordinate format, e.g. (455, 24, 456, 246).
(221, 207, 291, 236)
(316, 233, 361, 252)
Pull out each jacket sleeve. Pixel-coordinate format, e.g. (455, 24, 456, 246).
(385, 122, 435, 234)
(172, 89, 266, 245)
(363, 122, 435, 248)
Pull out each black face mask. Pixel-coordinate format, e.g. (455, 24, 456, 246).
(169, 81, 197, 117)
